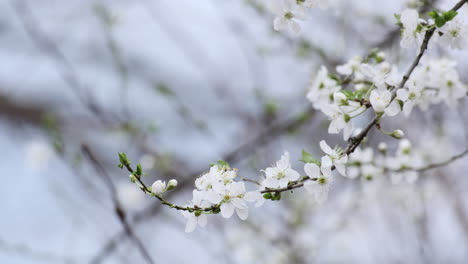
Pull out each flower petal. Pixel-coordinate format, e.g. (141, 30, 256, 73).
(304, 163, 320, 178)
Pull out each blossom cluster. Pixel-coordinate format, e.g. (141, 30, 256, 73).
(306, 52, 467, 141)
(180, 162, 262, 232)
(177, 140, 350, 232)
(348, 139, 425, 184)
(259, 141, 347, 205)
(398, 9, 467, 49)
(119, 2, 468, 234)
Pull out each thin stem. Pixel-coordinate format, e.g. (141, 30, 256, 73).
(416, 148, 468, 172)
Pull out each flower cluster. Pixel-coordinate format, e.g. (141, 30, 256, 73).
(271, 0, 330, 34)
(348, 139, 427, 184)
(118, 1, 468, 234)
(180, 162, 261, 232)
(259, 141, 347, 205)
(307, 51, 397, 140)
(307, 52, 467, 139)
(398, 9, 467, 49)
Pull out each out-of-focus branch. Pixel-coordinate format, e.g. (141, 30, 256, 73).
(417, 148, 468, 172)
(0, 235, 77, 263)
(10, 0, 103, 118)
(0, 95, 45, 124)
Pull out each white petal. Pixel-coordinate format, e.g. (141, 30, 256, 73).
(328, 119, 340, 134)
(236, 208, 249, 220)
(290, 20, 301, 34)
(385, 101, 400, 117)
(403, 101, 414, 116)
(185, 216, 198, 233)
(321, 155, 333, 168)
(231, 197, 248, 210)
(397, 89, 409, 101)
(198, 214, 208, 227)
(314, 185, 329, 204)
(285, 168, 300, 181)
(304, 163, 320, 178)
(278, 177, 289, 188)
(205, 191, 223, 204)
(276, 152, 290, 170)
(319, 140, 334, 155)
(273, 17, 287, 31)
(335, 162, 347, 177)
(220, 203, 235, 218)
(321, 165, 333, 178)
(303, 181, 318, 194)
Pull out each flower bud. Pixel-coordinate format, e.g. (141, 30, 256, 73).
(151, 180, 166, 195)
(129, 174, 137, 183)
(166, 179, 178, 191)
(390, 129, 404, 139)
(378, 142, 387, 154)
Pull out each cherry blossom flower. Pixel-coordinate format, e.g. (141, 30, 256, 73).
(437, 17, 468, 50)
(262, 152, 301, 188)
(319, 140, 348, 176)
(181, 190, 211, 233)
(369, 89, 400, 116)
(271, 0, 308, 34)
(400, 9, 425, 48)
(151, 180, 166, 195)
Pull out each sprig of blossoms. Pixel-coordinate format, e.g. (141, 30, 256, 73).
(116, 0, 468, 235)
(396, 8, 467, 50)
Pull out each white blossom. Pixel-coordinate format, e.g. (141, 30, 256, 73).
(262, 152, 300, 188)
(437, 17, 468, 50)
(307, 66, 342, 111)
(181, 190, 210, 233)
(319, 140, 348, 176)
(271, 0, 308, 34)
(336, 56, 363, 76)
(151, 180, 166, 195)
(400, 9, 425, 48)
(369, 89, 399, 116)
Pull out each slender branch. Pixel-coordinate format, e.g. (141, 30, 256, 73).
(82, 146, 155, 264)
(416, 148, 468, 172)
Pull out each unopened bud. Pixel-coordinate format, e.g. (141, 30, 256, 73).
(166, 179, 178, 191)
(390, 129, 404, 139)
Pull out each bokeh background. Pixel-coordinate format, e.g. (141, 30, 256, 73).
(1, 0, 467, 263)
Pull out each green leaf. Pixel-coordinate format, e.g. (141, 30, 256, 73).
(300, 150, 321, 166)
(271, 192, 282, 201)
(442, 10, 458, 22)
(136, 163, 143, 176)
(263, 193, 273, 199)
(341, 90, 354, 99)
(327, 74, 341, 83)
(394, 13, 402, 27)
(435, 16, 446, 27)
(118, 152, 130, 165)
(427, 10, 439, 20)
(216, 160, 231, 170)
